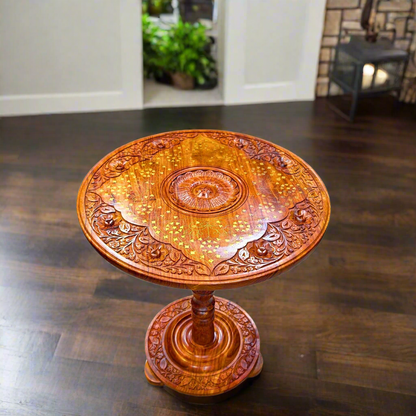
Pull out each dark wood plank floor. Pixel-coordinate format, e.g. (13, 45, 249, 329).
(1, 98, 415, 416)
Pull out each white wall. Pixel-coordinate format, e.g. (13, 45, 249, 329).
(0, 0, 143, 116)
(223, 0, 326, 105)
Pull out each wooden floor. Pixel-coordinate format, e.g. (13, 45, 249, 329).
(1, 98, 415, 416)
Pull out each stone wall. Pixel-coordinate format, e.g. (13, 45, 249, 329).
(316, 0, 416, 103)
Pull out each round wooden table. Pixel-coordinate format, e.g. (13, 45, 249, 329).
(77, 130, 330, 403)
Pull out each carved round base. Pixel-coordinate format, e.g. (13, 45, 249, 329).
(145, 296, 262, 401)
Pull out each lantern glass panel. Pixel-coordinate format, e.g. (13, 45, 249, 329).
(377, 61, 405, 89)
(331, 50, 359, 90)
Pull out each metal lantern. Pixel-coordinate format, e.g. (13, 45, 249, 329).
(328, 36, 409, 121)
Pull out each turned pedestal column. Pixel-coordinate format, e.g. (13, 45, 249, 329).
(77, 130, 330, 403)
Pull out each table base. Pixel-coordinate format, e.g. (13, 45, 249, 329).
(144, 295, 263, 403)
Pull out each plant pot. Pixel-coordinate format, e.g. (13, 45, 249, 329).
(170, 72, 194, 90)
(154, 71, 172, 86)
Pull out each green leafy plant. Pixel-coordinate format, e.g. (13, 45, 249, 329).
(142, 14, 165, 78)
(142, 15, 217, 88)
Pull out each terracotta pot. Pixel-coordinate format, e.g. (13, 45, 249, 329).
(170, 72, 195, 90)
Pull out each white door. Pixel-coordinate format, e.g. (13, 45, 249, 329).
(221, 0, 326, 105)
(0, 0, 143, 116)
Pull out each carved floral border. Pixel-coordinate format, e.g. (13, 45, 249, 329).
(84, 131, 328, 277)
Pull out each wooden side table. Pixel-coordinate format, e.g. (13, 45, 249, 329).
(77, 130, 330, 403)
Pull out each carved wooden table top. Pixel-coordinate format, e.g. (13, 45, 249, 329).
(77, 130, 330, 290)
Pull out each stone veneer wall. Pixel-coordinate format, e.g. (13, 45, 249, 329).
(316, 0, 416, 103)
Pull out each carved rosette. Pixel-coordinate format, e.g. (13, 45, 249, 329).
(145, 296, 260, 394)
(163, 167, 246, 215)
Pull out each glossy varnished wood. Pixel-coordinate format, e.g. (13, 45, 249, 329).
(191, 291, 215, 345)
(1, 97, 416, 415)
(76, 130, 330, 290)
(76, 129, 330, 400)
(144, 293, 261, 401)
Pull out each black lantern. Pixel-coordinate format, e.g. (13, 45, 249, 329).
(328, 36, 409, 121)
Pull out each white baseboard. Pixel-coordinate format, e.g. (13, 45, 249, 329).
(0, 90, 143, 117)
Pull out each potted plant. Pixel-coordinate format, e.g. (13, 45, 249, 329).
(142, 15, 217, 90)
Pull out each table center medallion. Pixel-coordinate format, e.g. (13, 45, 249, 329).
(162, 167, 247, 215)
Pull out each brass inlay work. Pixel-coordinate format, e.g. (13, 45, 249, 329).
(95, 135, 308, 268)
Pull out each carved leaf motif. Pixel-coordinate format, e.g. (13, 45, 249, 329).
(194, 263, 211, 276)
(214, 263, 230, 276)
(239, 248, 250, 261)
(245, 335, 254, 344)
(149, 336, 158, 345)
(263, 233, 279, 242)
(160, 358, 167, 370)
(100, 206, 116, 214)
(169, 250, 181, 263)
(138, 235, 150, 244)
(119, 221, 130, 233)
